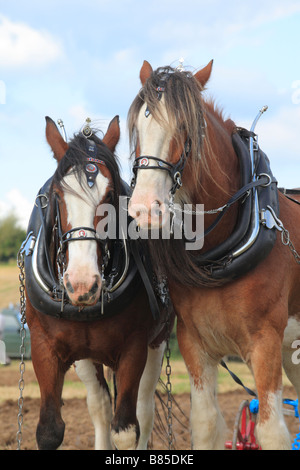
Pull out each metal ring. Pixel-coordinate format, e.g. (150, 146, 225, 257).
(173, 171, 182, 186)
(258, 173, 272, 187)
(34, 194, 49, 209)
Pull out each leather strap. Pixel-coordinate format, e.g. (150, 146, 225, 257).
(130, 240, 160, 320)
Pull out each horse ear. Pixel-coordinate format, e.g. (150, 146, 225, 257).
(102, 115, 120, 152)
(45, 116, 68, 162)
(194, 60, 214, 88)
(140, 60, 153, 86)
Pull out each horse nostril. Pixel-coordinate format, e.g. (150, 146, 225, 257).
(90, 277, 100, 295)
(151, 200, 163, 216)
(64, 274, 75, 294)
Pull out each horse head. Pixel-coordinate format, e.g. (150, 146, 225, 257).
(128, 60, 213, 230)
(45, 116, 120, 306)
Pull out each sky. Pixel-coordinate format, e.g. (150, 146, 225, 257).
(1, 0, 300, 229)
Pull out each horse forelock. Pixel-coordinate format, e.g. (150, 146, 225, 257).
(128, 65, 206, 164)
(52, 132, 120, 200)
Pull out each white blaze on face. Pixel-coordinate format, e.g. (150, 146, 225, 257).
(62, 169, 109, 305)
(128, 101, 173, 229)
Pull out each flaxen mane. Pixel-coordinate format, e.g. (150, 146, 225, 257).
(128, 66, 234, 197)
(128, 66, 206, 167)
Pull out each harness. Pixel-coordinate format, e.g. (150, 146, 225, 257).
(131, 104, 281, 284)
(23, 138, 163, 321)
(132, 73, 192, 196)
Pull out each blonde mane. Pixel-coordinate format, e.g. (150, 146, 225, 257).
(128, 66, 206, 161)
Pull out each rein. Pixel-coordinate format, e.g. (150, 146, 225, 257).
(190, 172, 271, 239)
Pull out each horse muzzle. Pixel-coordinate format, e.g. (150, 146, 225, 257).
(64, 272, 102, 306)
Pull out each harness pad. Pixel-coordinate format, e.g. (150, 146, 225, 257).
(196, 128, 279, 283)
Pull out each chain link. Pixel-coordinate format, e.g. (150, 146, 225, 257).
(169, 196, 227, 217)
(164, 313, 175, 451)
(16, 247, 27, 450)
(165, 336, 174, 450)
(281, 226, 300, 264)
(262, 205, 300, 265)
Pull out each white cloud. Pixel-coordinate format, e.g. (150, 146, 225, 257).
(234, 105, 300, 161)
(0, 189, 33, 230)
(0, 15, 63, 68)
(235, 104, 300, 187)
(258, 105, 300, 160)
(68, 105, 111, 132)
(249, 2, 300, 27)
(149, 0, 300, 56)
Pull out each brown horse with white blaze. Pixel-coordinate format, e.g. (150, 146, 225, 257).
(24, 116, 171, 450)
(128, 60, 300, 449)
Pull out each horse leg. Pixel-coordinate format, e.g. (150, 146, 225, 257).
(31, 345, 66, 450)
(111, 333, 148, 450)
(250, 331, 291, 450)
(282, 317, 300, 416)
(177, 319, 226, 449)
(75, 359, 113, 450)
(136, 342, 166, 449)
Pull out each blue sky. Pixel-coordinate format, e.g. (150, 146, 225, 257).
(1, 0, 300, 228)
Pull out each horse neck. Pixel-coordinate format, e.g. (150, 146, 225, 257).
(182, 104, 240, 251)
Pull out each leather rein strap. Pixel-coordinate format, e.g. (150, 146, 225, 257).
(203, 173, 272, 238)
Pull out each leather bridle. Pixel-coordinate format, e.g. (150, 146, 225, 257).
(131, 139, 191, 196)
(54, 144, 111, 276)
(131, 75, 192, 197)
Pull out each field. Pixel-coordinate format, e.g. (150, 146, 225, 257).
(0, 264, 299, 450)
(0, 264, 20, 309)
(0, 359, 299, 451)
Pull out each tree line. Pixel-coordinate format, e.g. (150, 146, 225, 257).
(0, 214, 26, 263)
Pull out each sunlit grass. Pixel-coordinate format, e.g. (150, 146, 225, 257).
(0, 264, 20, 309)
(1, 356, 294, 403)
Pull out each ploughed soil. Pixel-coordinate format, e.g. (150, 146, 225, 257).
(0, 365, 299, 450)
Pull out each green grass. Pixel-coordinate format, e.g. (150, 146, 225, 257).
(160, 356, 293, 395)
(0, 263, 20, 309)
(1, 356, 294, 404)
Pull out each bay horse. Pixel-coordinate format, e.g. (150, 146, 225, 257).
(127, 60, 300, 450)
(23, 115, 171, 450)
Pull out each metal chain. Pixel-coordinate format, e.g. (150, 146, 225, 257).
(265, 205, 300, 265)
(16, 247, 27, 450)
(281, 226, 300, 264)
(172, 203, 227, 216)
(165, 326, 174, 450)
(169, 193, 227, 217)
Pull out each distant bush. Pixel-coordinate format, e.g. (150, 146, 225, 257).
(0, 214, 26, 263)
